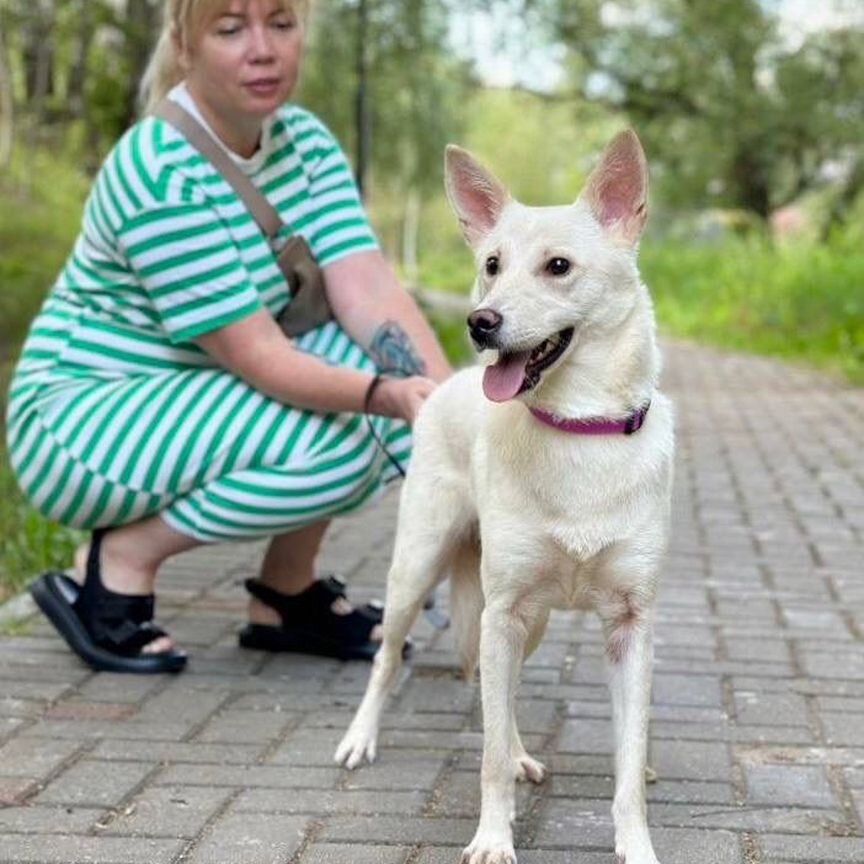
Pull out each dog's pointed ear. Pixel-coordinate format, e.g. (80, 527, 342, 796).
(445, 145, 510, 246)
(580, 130, 648, 245)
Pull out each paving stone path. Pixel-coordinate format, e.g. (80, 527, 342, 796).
(0, 341, 862, 864)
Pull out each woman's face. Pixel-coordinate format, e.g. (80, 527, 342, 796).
(181, 0, 303, 124)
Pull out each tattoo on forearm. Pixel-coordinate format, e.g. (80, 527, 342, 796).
(370, 321, 427, 377)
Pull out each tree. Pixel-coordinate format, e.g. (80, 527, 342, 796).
(118, 0, 160, 128)
(500, 0, 864, 219)
(21, 0, 54, 107)
(0, 0, 146, 156)
(0, 7, 13, 166)
(303, 0, 473, 191)
(66, 0, 95, 115)
(301, 0, 474, 268)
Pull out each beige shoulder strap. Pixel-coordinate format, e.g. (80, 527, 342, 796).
(153, 99, 284, 240)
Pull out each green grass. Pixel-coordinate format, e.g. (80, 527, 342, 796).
(0, 147, 88, 358)
(0, 147, 87, 603)
(0, 437, 82, 605)
(642, 236, 864, 383)
(1, 361, 82, 604)
(0, 616, 36, 637)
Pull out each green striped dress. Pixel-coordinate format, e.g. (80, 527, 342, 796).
(4, 92, 411, 542)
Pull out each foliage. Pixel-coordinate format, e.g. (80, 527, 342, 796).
(1, 0, 154, 161)
(303, 0, 474, 194)
(0, 462, 82, 605)
(0, 148, 88, 599)
(644, 232, 864, 383)
(0, 363, 81, 604)
(0, 144, 88, 357)
(300, 0, 476, 275)
(496, 0, 864, 222)
(459, 87, 617, 202)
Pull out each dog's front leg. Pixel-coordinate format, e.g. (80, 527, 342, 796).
(335, 555, 439, 769)
(600, 596, 661, 864)
(461, 603, 528, 864)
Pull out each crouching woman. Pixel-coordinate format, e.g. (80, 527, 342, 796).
(5, 0, 450, 673)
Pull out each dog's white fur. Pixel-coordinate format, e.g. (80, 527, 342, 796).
(336, 131, 674, 864)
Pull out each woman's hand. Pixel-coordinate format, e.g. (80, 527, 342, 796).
(369, 376, 437, 424)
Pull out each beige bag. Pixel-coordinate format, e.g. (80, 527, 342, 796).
(154, 100, 332, 337)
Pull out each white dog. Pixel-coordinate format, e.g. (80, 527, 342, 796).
(336, 130, 674, 864)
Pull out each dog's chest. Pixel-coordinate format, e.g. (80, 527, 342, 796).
(481, 433, 638, 558)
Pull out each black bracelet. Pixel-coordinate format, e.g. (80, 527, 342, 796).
(364, 373, 387, 414)
(362, 374, 407, 480)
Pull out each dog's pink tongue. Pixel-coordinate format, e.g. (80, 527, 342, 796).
(483, 351, 531, 402)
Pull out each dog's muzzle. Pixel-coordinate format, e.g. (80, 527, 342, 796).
(467, 308, 502, 350)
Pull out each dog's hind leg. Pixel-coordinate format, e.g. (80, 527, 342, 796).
(512, 611, 548, 787)
(335, 479, 472, 770)
(449, 536, 483, 680)
(511, 719, 546, 789)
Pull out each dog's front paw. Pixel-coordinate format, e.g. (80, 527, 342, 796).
(334, 721, 379, 770)
(460, 833, 516, 864)
(513, 753, 547, 784)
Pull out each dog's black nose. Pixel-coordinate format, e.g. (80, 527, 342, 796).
(467, 308, 503, 349)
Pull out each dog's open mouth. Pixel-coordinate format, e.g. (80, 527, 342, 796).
(483, 327, 575, 402)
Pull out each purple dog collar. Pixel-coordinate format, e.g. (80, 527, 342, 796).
(529, 401, 651, 435)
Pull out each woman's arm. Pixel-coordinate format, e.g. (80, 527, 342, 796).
(323, 250, 453, 383)
(195, 308, 435, 421)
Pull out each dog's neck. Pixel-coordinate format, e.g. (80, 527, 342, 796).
(525, 284, 660, 422)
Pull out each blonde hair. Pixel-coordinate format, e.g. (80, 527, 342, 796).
(139, 0, 308, 115)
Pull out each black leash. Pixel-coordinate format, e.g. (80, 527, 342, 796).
(363, 373, 407, 480)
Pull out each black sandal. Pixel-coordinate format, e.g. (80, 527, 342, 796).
(238, 575, 412, 662)
(28, 529, 187, 674)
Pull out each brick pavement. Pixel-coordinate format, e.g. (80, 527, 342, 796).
(0, 341, 862, 864)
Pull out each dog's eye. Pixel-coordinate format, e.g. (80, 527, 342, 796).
(546, 257, 571, 276)
(485, 256, 500, 277)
